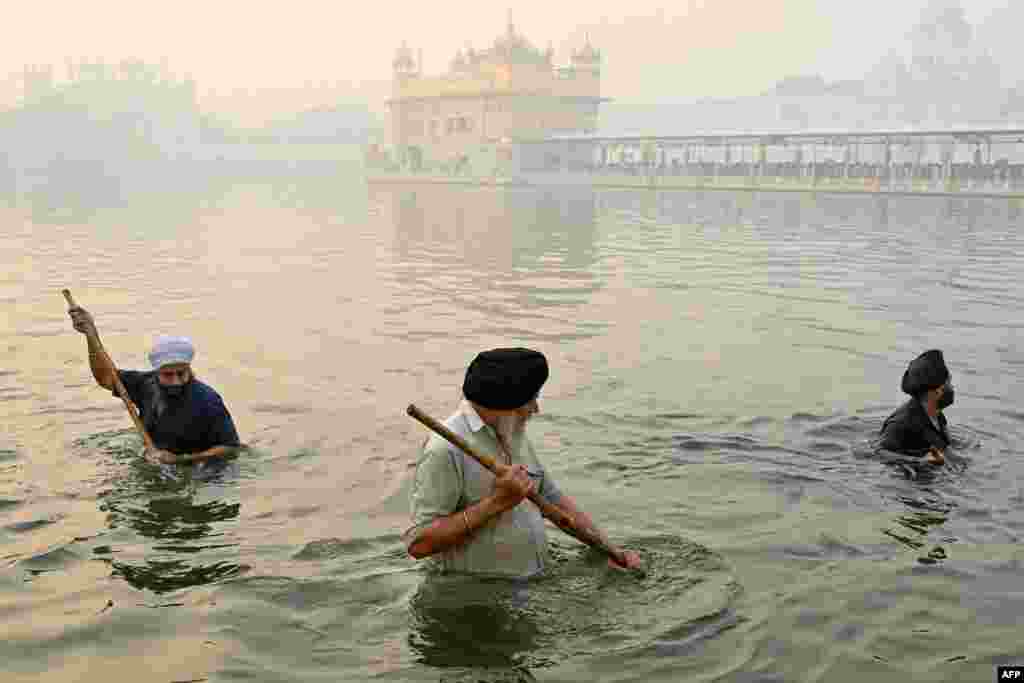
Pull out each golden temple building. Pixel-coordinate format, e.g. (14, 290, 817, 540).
(385, 20, 607, 171)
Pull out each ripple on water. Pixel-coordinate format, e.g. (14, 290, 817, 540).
(251, 403, 312, 416)
(770, 532, 875, 561)
(4, 517, 59, 534)
(409, 535, 741, 671)
(20, 545, 81, 578)
(4, 187, 1024, 682)
(292, 535, 399, 562)
(646, 607, 746, 657)
(205, 534, 741, 681)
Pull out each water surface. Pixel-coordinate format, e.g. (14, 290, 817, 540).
(2, 176, 1022, 682)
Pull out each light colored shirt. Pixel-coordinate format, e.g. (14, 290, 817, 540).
(406, 401, 563, 577)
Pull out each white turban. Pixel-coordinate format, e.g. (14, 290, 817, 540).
(148, 335, 195, 370)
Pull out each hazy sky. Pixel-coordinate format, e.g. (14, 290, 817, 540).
(1, 0, 1017, 118)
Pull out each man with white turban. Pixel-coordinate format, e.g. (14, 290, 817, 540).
(69, 306, 241, 466)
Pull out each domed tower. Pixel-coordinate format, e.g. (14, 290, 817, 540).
(22, 64, 54, 102)
(571, 37, 602, 76)
(393, 42, 418, 81)
(390, 42, 421, 158)
(568, 36, 604, 135)
(450, 49, 468, 73)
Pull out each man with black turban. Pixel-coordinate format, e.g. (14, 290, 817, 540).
(878, 349, 955, 465)
(405, 347, 641, 577)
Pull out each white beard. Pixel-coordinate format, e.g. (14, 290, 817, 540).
(494, 414, 527, 460)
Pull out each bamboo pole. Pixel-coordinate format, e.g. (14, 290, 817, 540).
(63, 289, 155, 450)
(406, 403, 636, 570)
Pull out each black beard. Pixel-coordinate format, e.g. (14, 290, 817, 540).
(155, 382, 189, 416)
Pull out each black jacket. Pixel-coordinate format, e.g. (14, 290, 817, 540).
(879, 398, 950, 457)
(116, 370, 240, 455)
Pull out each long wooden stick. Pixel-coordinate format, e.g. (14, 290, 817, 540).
(406, 403, 631, 568)
(63, 289, 155, 450)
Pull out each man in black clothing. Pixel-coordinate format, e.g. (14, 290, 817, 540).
(879, 349, 955, 466)
(69, 306, 241, 467)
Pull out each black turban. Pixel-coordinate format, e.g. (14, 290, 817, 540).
(463, 348, 549, 410)
(901, 349, 950, 396)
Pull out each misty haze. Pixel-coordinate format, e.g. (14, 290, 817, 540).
(1, 2, 1023, 683)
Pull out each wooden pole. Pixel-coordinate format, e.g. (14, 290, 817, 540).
(406, 403, 634, 569)
(63, 289, 155, 450)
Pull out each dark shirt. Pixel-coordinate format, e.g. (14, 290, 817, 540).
(115, 370, 240, 455)
(879, 398, 950, 457)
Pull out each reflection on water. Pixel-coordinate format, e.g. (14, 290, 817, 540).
(389, 186, 599, 273)
(102, 493, 244, 593)
(78, 430, 244, 594)
(409, 576, 541, 676)
(873, 428, 975, 563)
(10, 157, 368, 231)
(382, 185, 605, 343)
(11, 164, 198, 227)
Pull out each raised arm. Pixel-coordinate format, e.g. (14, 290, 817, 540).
(68, 305, 117, 392)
